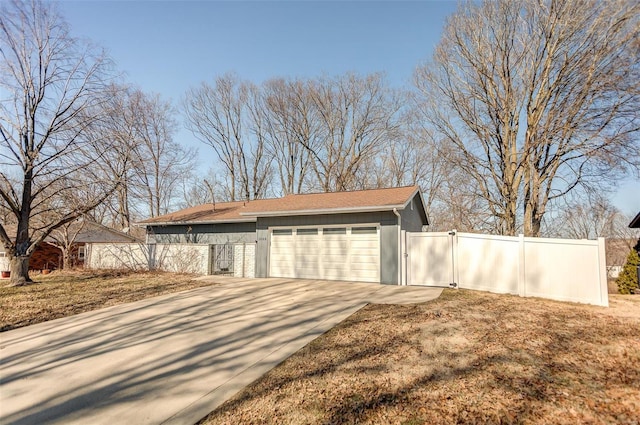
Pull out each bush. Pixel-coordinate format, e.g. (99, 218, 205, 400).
(616, 247, 639, 294)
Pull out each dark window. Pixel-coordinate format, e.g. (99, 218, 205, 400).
(272, 229, 293, 235)
(323, 227, 347, 235)
(352, 227, 377, 234)
(297, 228, 318, 235)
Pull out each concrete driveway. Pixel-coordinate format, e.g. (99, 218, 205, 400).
(0, 277, 441, 425)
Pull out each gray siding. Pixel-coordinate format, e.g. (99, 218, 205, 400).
(380, 223, 399, 284)
(400, 194, 429, 232)
(255, 212, 400, 284)
(148, 222, 257, 245)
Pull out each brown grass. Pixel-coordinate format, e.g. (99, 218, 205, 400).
(0, 269, 214, 332)
(201, 290, 640, 425)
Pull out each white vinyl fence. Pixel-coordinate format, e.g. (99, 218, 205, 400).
(86, 242, 255, 277)
(406, 231, 608, 307)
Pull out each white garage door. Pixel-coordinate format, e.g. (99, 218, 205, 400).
(269, 226, 380, 283)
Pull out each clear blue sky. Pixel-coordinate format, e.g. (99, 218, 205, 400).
(59, 0, 638, 216)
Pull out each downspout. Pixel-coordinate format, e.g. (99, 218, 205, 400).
(393, 208, 402, 286)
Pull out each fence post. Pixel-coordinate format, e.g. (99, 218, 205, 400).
(451, 230, 459, 288)
(597, 237, 609, 307)
(518, 234, 525, 297)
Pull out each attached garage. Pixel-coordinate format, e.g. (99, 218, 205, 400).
(269, 226, 380, 282)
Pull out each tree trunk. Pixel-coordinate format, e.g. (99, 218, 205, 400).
(9, 255, 31, 286)
(62, 248, 71, 270)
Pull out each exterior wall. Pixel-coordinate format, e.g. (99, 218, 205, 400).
(0, 251, 9, 274)
(400, 194, 428, 232)
(148, 222, 256, 245)
(87, 243, 149, 270)
(233, 243, 256, 278)
(86, 243, 210, 274)
(255, 212, 399, 284)
(155, 244, 210, 274)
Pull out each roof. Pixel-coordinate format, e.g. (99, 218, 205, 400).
(139, 186, 428, 226)
(630, 212, 640, 228)
(74, 222, 143, 243)
(0, 220, 142, 245)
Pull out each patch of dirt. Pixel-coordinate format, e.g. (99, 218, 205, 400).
(200, 289, 640, 425)
(0, 269, 217, 331)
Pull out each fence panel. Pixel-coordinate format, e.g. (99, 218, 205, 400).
(456, 233, 520, 294)
(523, 237, 607, 305)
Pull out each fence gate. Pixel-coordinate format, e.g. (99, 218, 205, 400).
(211, 244, 234, 275)
(406, 231, 456, 287)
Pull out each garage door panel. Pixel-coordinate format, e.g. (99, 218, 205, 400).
(351, 239, 377, 248)
(322, 254, 350, 262)
(351, 258, 378, 265)
(269, 226, 380, 283)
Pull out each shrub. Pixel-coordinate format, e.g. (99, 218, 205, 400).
(616, 247, 639, 294)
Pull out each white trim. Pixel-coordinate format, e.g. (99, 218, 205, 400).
(241, 205, 408, 217)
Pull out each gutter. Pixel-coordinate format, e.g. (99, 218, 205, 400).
(134, 218, 257, 227)
(393, 208, 402, 286)
(240, 204, 407, 217)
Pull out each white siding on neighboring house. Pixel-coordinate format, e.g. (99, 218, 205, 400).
(607, 266, 622, 278)
(0, 251, 9, 274)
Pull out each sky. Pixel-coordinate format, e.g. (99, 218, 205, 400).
(58, 0, 639, 216)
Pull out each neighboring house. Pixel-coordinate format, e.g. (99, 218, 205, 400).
(71, 222, 143, 268)
(630, 212, 640, 229)
(606, 238, 637, 278)
(139, 186, 429, 284)
(0, 221, 141, 271)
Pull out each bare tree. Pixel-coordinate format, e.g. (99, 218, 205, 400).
(128, 90, 196, 217)
(414, 0, 640, 236)
(83, 83, 138, 231)
(184, 73, 271, 201)
(48, 218, 86, 270)
(260, 78, 317, 195)
(0, 0, 118, 285)
(306, 73, 402, 192)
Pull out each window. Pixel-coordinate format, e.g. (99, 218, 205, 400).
(0, 252, 5, 257)
(272, 229, 292, 236)
(78, 247, 86, 260)
(323, 227, 346, 235)
(352, 227, 377, 234)
(297, 228, 318, 235)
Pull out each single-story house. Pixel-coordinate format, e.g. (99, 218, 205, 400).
(139, 186, 429, 284)
(0, 221, 141, 272)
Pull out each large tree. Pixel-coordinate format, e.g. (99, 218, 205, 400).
(414, 0, 640, 236)
(306, 73, 402, 192)
(184, 73, 271, 201)
(0, 0, 117, 285)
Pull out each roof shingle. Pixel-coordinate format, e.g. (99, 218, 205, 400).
(139, 186, 421, 225)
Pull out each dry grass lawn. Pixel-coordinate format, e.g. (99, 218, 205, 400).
(201, 290, 640, 425)
(0, 270, 214, 332)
